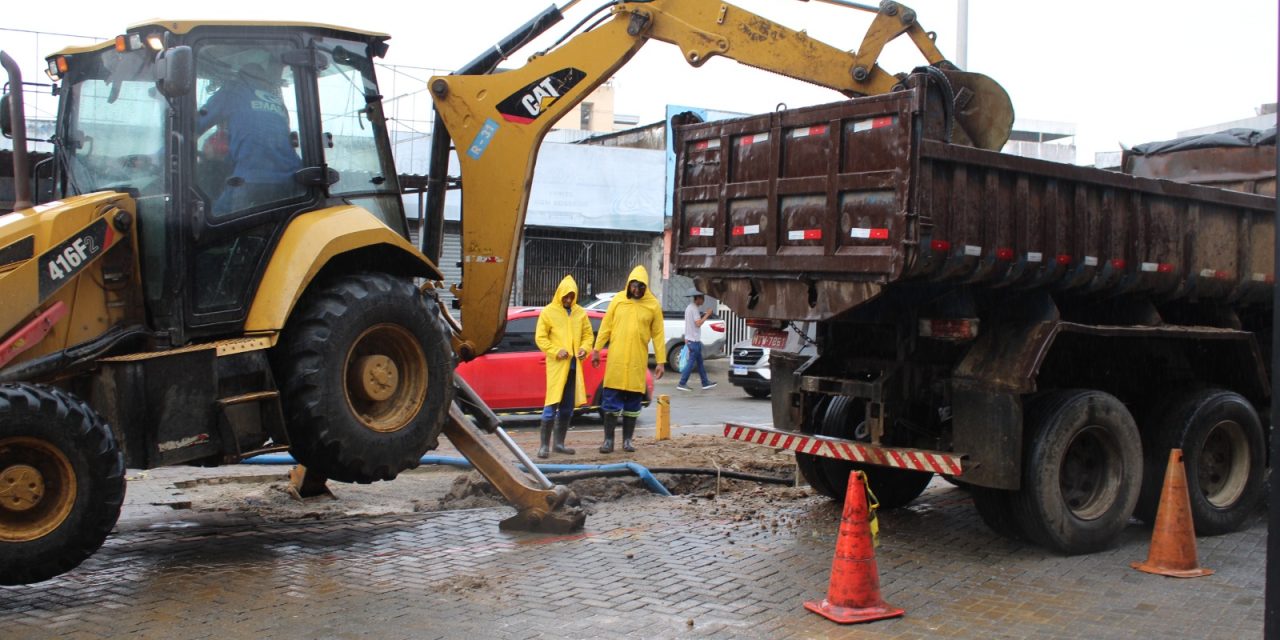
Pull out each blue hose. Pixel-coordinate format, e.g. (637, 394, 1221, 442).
(242, 454, 672, 496)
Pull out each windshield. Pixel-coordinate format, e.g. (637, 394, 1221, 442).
(61, 48, 167, 196)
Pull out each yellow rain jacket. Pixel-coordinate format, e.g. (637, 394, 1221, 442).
(535, 275, 595, 407)
(594, 265, 665, 393)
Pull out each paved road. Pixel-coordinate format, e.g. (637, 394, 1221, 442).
(1, 358, 1265, 638)
(0, 476, 1263, 639)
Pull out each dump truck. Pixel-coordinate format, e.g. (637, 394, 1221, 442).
(675, 82, 1275, 554)
(1, 1, 1016, 584)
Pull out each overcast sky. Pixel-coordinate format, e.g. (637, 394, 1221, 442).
(4, 0, 1276, 164)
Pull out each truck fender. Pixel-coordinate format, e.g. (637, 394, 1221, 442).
(243, 206, 444, 333)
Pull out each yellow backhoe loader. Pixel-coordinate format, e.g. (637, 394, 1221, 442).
(0, 0, 1011, 585)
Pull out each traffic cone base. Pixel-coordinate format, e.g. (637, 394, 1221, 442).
(804, 471, 904, 625)
(1130, 560, 1213, 579)
(1131, 448, 1213, 578)
(804, 597, 905, 624)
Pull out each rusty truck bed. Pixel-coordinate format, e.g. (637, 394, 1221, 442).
(670, 86, 1276, 321)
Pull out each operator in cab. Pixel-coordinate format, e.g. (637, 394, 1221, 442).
(196, 61, 302, 215)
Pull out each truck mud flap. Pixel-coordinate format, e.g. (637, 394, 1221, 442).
(724, 423, 964, 477)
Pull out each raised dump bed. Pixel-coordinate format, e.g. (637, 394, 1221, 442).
(671, 83, 1276, 320)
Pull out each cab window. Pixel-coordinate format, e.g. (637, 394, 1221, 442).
(313, 36, 405, 234)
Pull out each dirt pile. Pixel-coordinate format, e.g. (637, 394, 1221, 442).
(159, 433, 814, 522)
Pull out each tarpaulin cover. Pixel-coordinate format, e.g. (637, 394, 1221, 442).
(1130, 128, 1276, 156)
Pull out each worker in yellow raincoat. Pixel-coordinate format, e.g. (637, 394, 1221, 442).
(534, 275, 594, 458)
(591, 265, 665, 453)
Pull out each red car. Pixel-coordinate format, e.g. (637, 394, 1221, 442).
(456, 307, 653, 417)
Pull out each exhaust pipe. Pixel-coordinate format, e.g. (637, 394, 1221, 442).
(0, 51, 32, 211)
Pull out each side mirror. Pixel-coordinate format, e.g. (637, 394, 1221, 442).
(0, 93, 11, 138)
(154, 46, 194, 98)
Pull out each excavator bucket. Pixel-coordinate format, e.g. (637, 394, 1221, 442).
(441, 400, 586, 534)
(940, 68, 1015, 151)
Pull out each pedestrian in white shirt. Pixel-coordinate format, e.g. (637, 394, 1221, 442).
(676, 289, 717, 391)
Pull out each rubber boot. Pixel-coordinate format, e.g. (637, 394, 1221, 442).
(537, 418, 552, 459)
(600, 413, 617, 453)
(622, 415, 637, 453)
(553, 413, 576, 455)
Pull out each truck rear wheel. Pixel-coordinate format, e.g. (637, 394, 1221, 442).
(796, 396, 933, 509)
(0, 384, 125, 585)
(971, 487, 1026, 541)
(1012, 390, 1141, 555)
(1135, 389, 1264, 536)
(276, 272, 455, 483)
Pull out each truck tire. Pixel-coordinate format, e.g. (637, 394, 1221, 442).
(970, 487, 1026, 541)
(0, 383, 125, 585)
(1134, 389, 1264, 536)
(276, 272, 455, 483)
(796, 396, 933, 509)
(1012, 390, 1142, 555)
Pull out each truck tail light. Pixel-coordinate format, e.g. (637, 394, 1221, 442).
(710, 321, 726, 332)
(745, 318, 780, 329)
(919, 318, 979, 340)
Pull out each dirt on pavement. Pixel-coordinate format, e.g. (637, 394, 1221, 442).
(159, 433, 817, 523)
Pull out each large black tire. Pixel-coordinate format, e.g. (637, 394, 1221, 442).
(1135, 389, 1265, 536)
(971, 486, 1026, 541)
(0, 384, 125, 585)
(1012, 390, 1142, 555)
(795, 396, 934, 509)
(275, 272, 455, 483)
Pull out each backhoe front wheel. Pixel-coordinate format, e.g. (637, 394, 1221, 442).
(276, 272, 455, 483)
(0, 384, 125, 585)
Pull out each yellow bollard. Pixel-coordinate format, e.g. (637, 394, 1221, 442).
(655, 394, 671, 440)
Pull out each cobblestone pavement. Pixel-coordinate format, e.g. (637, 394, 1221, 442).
(0, 473, 1264, 639)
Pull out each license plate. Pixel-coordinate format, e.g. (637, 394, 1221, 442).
(732, 366, 748, 376)
(752, 330, 788, 349)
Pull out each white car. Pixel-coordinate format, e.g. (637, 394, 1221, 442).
(728, 323, 813, 398)
(585, 293, 726, 371)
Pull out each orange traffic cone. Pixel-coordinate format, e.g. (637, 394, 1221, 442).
(1131, 449, 1214, 578)
(804, 470, 905, 624)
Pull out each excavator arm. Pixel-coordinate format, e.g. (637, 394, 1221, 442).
(430, 0, 1013, 359)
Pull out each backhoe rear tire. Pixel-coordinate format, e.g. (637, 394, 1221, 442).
(0, 383, 125, 585)
(276, 272, 455, 483)
(795, 396, 933, 509)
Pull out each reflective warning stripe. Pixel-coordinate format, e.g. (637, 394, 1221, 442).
(723, 423, 964, 476)
(689, 227, 715, 237)
(851, 116, 895, 132)
(732, 224, 761, 236)
(692, 139, 722, 151)
(738, 133, 770, 146)
(790, 125, 829, 138)
(850, 227, 889, 240)
(788, 229, 822, 241)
